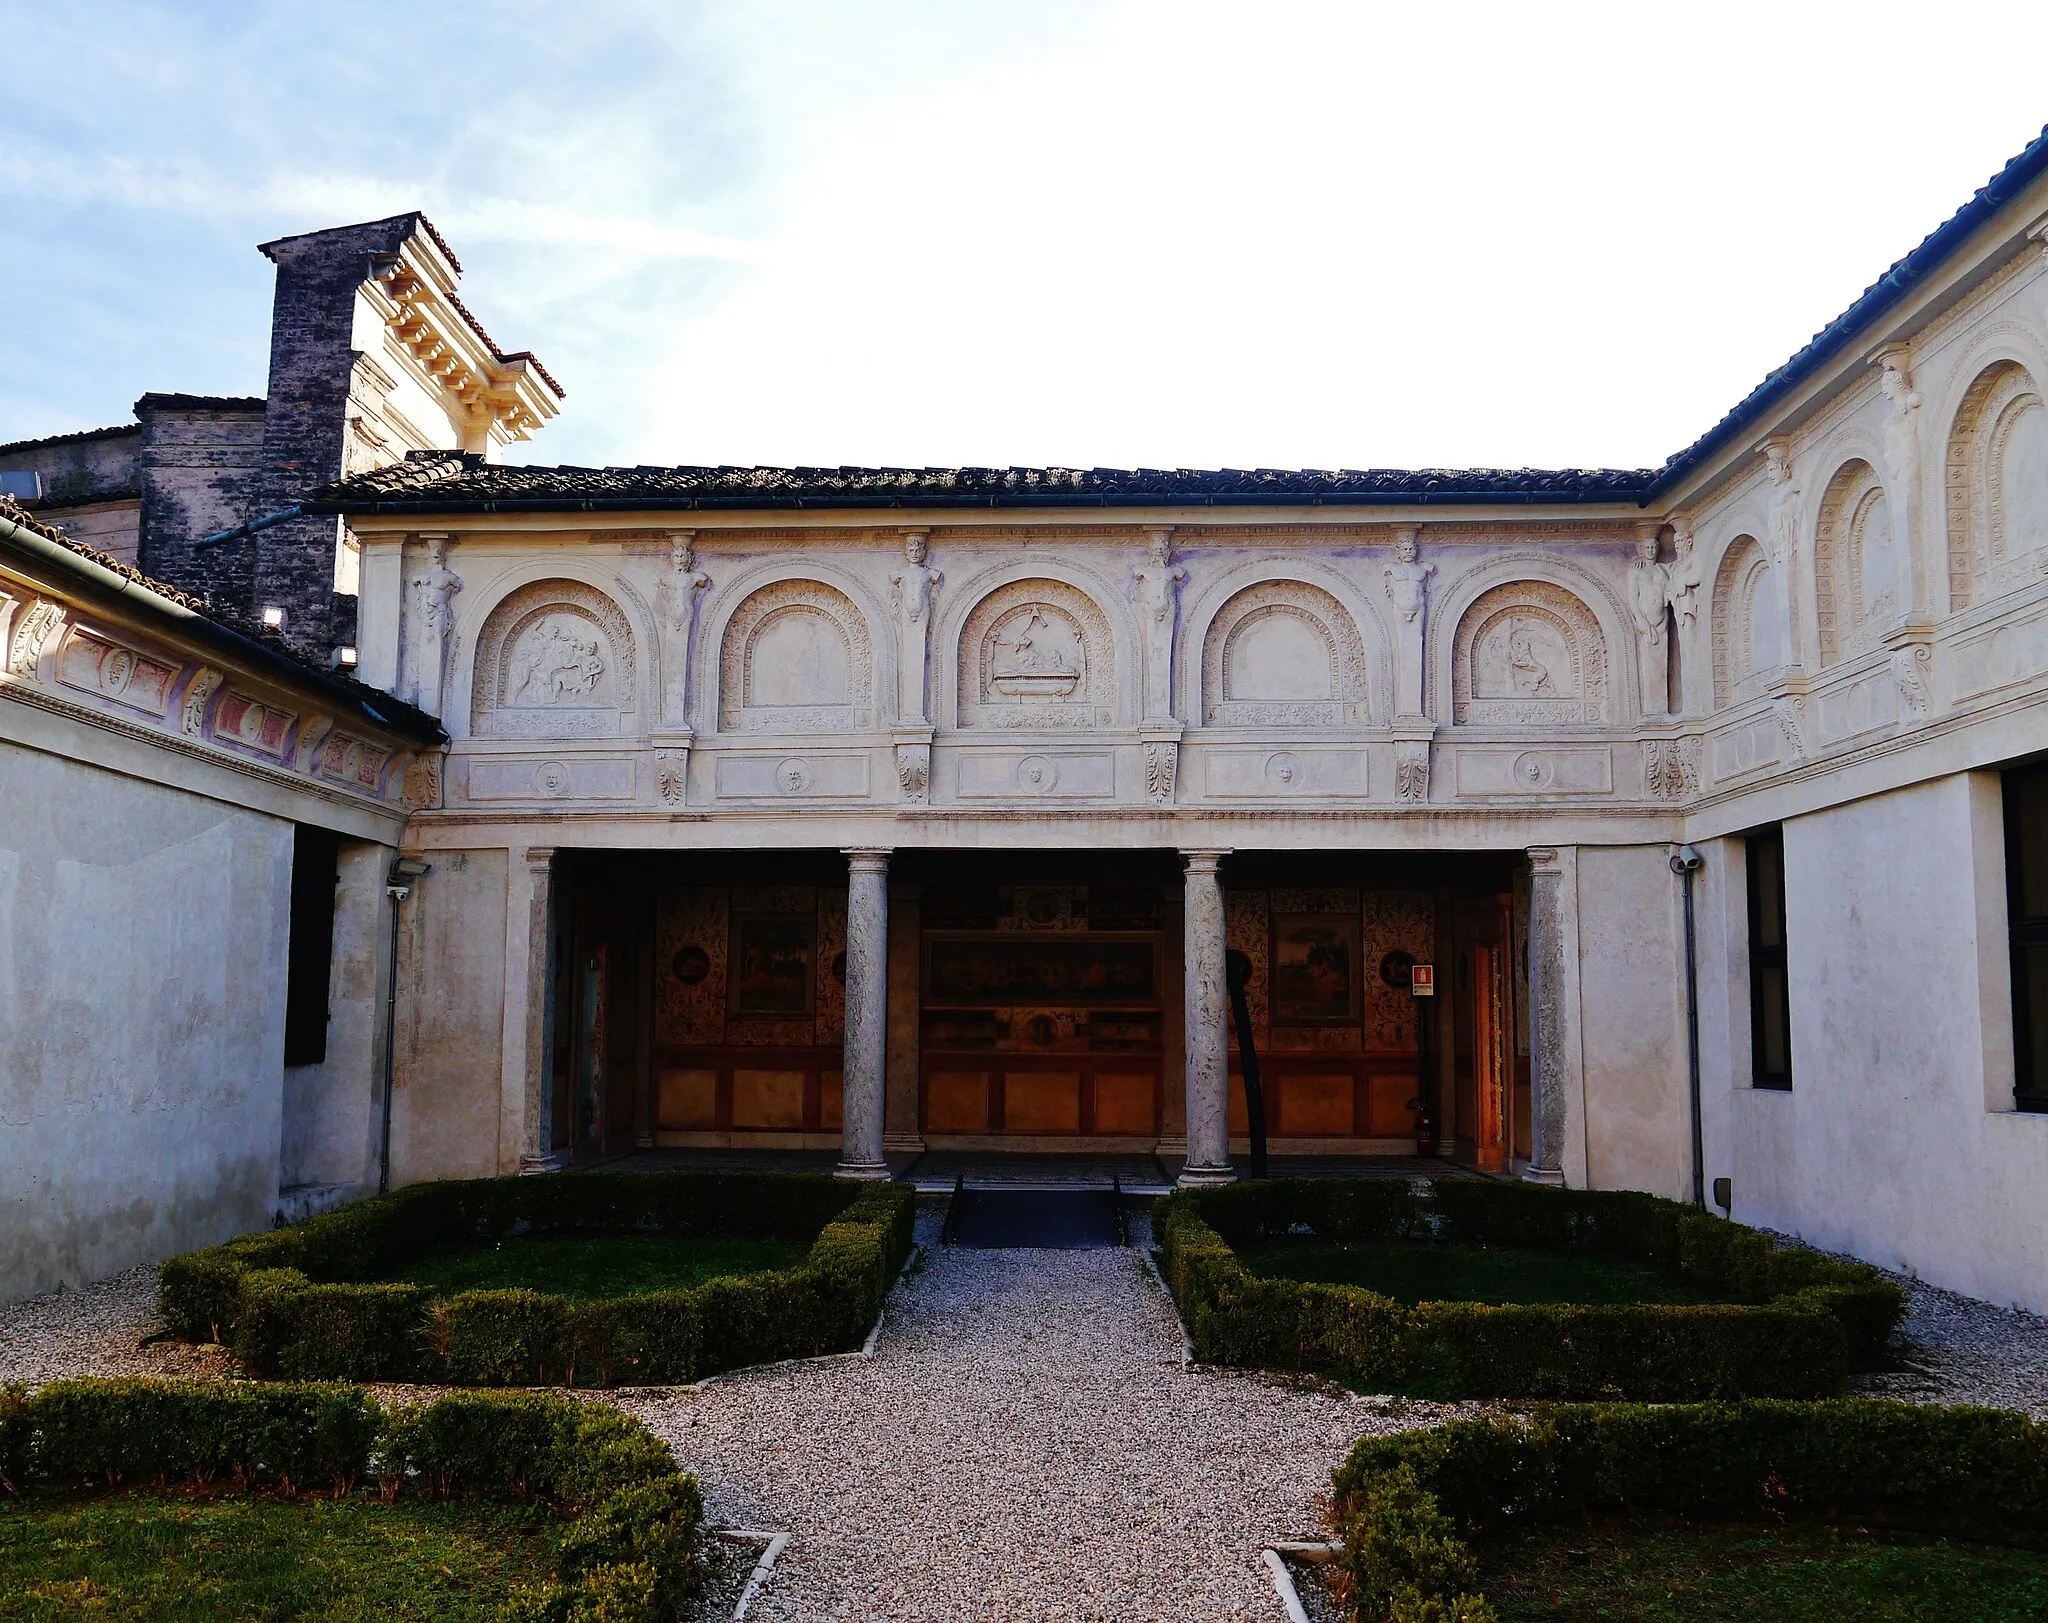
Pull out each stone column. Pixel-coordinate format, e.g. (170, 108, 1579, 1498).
(838, 849, 892, 1179)
(506, 846, 563, 1174)
(1523, 846, 1574, 1185)
(1177, 849, 1235, 1186)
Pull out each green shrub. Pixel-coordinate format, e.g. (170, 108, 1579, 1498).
(0, 1379, 701, 1623)
(159, 1172, 917, 1389)
(1156, 1181, 1901, 1400)
(1334, 1399, 2048, 1623)
(22, 1379, 379, 1493)
(1334, 1400, 2048, 1536)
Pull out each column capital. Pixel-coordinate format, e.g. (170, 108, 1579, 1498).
(842, 847, 893, 872)
(1525, 845, 1566, 870)
(522, 845, 557, 873)
(1179, 847, 1231, 871)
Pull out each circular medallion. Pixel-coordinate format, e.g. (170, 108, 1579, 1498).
(1512, 751, 1555, 790)
(671, 946, 711, 985)
(1016, 754, 1059, 793)
(1379, 949, 1417, 989)
(1265, 751, 1302, 789)
(102, 648, 135, 696)
(777, 758, 812, 794)
(535, 760, 570, 798)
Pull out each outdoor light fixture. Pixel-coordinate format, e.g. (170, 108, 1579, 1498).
(260, 604, 287, 631)
(334, 645, 359, 669)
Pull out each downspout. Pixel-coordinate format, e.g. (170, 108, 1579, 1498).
(379, 858, 431, 1194)
(1670, 845, 1705, 1210)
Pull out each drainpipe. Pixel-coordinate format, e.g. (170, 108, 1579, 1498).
(378, 858, 431, 1194)
(1670, 844, 1705, 1210)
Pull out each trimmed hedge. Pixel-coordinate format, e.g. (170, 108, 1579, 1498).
(0, 1378, 703, 1622)
(1155, 1178, 1905, 1399)
(1332, 1400, 2048, 1622)
(161, 1171, 917, 1387)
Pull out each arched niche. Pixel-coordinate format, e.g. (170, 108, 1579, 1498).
(1814, 458, 1895, 663)
(471, 579, 637, 738)
(1710, 535, 1785, 705)
(1200, 579, 1369, 726)
(956, 577, 1116, 729)
(1946, 360, 2048, 610)
(718, 579, 874, 733)
(1451, 579, 1609, 725)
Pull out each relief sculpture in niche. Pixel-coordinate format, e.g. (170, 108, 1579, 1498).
(958, 578, 1114, 728)
(1453, 579, 1607, 725)
(719, 579, 873, 733)
(1201, 579, 1368, 727)
(472, 580, 636, 738)
(1947, 361, 2048, 609)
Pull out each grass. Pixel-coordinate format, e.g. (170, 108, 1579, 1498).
(1476, 1516, 2048, 1622)
(1231, 1237, 1727, 1305)
(385, 1231, 813, 1301)
(0, 1490, 553, 1622)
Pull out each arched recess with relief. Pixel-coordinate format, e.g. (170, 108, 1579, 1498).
(1813, 458, 1899, 664)
(1198, 579, 1371, 727)
(1449, 579, 1610, 725)
(1710, 535, 1787, 705)
(470, 578, 640, 738)
(1946, 359, 2048, 611)
(717, 578, 875, 733)
(954, 576, 1118, 729)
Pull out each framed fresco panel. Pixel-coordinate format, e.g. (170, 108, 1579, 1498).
(922, 934, 1158, 1008)
(1270, 913, 1361, 1025)
(728, 913, 817, 1018)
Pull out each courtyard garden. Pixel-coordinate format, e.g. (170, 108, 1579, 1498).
(1157, 1177, 1906, 1400)
(0, 1379, 701, 1622)
(157, 1170, 916, 1387)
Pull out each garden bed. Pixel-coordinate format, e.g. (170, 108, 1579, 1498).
(1156, 1179, 1905, 1399)
(1330, 1398, 2048, 1622)
(0, 1379, 702, 1623)
(159, 1171, 917, 1387)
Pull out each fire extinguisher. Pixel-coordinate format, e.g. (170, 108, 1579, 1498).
(1409, 1098, 1437, 1158)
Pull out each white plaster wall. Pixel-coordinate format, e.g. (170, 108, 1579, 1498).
(391, 848, 508, 1184)
(279, 840, 393, 1198)
(1574, 843, 1692, 1200)
(0, 743, 291, 1302)
(1723, 773, 2048, 1311)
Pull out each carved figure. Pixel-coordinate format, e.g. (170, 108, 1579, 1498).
(654, 533, 709, 725)
(1629, 531, 1673, 714)
(1666, 522, 1704, 631)
(1505, 619, 1554, 696)
(1763, 442, 1801, 570)
(1127, 529, 1186, 722)
(991, 609, 1080, 688)
(1892, 643, 1933, 721)
(1383, 528, 1435, 717)
(409, 537, 461, 714)
(511, 617, 605, 706)
(889, 531, 941, 721)
(1876, 355, 1923, 620)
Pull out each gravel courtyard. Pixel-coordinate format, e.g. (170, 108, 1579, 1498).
(621, 1210, 1446, 1623)
(7, 1210, 2048, 1619)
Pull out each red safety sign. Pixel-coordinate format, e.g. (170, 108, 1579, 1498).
(1410, 962, 1435, 997)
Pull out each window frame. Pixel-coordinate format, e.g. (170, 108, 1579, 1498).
(1745, 826, 1793, 1091)
(282, 828, 340, 1069)
(2004, 763, 2048, 1112)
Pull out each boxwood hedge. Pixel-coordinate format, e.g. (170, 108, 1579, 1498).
(1155, 1178, 1904, 1400)
(0, 1377, 703, 1622)
(1332, 1399, 2048, 1622)
(159, 1171, 917, 1387)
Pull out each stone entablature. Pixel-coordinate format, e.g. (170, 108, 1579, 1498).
(0, 511, 441, 830)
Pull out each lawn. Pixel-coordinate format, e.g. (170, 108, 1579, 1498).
(0, 1491, 554, 1622)
(1475, 1517, 2048, 1622)
(1232, 1237, 1726, 1305)
(384, 1231, 812, 1300)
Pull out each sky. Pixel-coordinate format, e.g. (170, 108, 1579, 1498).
(3, 1, 2047, 474)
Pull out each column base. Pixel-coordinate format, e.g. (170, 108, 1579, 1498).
(1521, 1165, 1565, 1187)
(834, 1159, 892, 1181)
(519, 1150, 569, 1175)
(1175, 1163, 1237, 1188)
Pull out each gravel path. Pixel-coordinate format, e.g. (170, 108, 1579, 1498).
(619, 1212, 1456, 1623)
(0, 1264, 230, 1383)
(1852, 1271, 2048, 1418)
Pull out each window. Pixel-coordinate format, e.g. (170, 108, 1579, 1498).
(283, 828, 339, 1068)
(2005, 764, 2048, 1111)
(1746, 827, 1792, 1089)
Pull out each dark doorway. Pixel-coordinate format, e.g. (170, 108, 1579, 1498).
(947, 1186, 1121, 1249)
